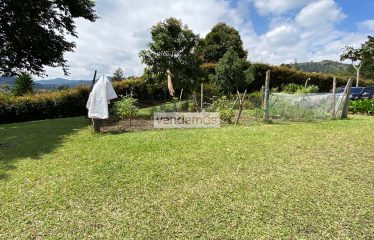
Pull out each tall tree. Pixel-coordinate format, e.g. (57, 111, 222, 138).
(12, 72, 34, 96)
(198, 23, 247, 63)
(139, 18, 202, 91)
(112, 68, 124, 81)
(340, 36, 374, 87)
(214, 47, 253, 93)
(0, 0, 98, 76)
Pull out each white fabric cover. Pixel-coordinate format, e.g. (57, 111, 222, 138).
(86, 75, 117, 119)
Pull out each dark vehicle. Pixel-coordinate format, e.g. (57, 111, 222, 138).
(336, 87, 374, 100)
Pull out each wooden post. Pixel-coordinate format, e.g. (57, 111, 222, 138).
(90, 70, 97, 91)
(341, 77, 353, 119)
(235, 89, 247, 124)
(179, 88, 184, 102)
(263, 70, 271, 122)
(332, 77, 337, 119)
(87, 70, 97, 120)
(201, 83, 204, 112)
(260, 85, 265, 106)
(93, 119, 101, 132)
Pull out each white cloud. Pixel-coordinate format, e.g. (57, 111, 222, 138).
(295, 0, 345, 28)
(43, 0, 370, 80)
(44, 0, 249, 79)
(253, 0, 314, 15)
(242, 0, 367, 65)
(357, 19, 374, 32)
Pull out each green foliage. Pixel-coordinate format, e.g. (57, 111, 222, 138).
(340, 36, 374, 64)
(139, 18, 202, 91)
(214, 48, 252, 93)
(112, 97, 139, 123)
(282, 83, 319, 94)
(0, 78, 153, 124)
(57, 85, 70, 91)
(350, 99, 374, 115)
(208, 96, 235, 123)
(198, 23, 247, 63)
(12, 72, 34, 96)
(0, 0, 98, 76)
(112, 68, 124, 81)
(340, 36, 374, 82)
(249, 63, 374, 92)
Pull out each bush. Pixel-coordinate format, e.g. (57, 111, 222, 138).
(207, 96, 235, 123)
(112, 97, 139, 124)
(282, 83, 319, 94)
(250, 63, 374, 92)
(350, 99, 374, 115)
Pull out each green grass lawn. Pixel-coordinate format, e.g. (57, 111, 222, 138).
(0, 116, 373, 239)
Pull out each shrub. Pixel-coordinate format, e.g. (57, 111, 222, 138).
(282, 83, 319, 94)
(0, 78, 149, 124)
(208, 96, 235, 123)
(249, 63, 374, 92)
(350, 99, 374, 115)
(112, 97, 138, 125)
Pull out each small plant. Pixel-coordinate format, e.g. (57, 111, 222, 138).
(12, 72, 34, 96)
(208, 96, 235, 123)
(282, 83, 319, 94)
(350, 99, 374, 115)
(112, 97, 139, 125)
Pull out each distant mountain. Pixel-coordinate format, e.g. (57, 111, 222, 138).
(0, 76, 16, 85)
(287, 60, 352, 74)
(0, 77, 92, 90)
(36, 78, 91, 88)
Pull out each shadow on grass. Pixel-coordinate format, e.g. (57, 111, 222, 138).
(0, 117, 88, 180)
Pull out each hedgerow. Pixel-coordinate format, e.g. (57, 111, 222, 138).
(0, 78, 158, 124)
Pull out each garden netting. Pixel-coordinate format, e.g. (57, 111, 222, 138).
(268, 92, 345, 121)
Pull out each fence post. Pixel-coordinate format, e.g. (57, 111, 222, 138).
(332, 77, 337, 119)
(201, 83, 204, 112)
(341, 77, 353, 119)
(263, 70, 271, 122)
(260, 85, 265, 106)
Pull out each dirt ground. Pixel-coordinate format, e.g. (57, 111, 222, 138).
(100, 118, 154, 133)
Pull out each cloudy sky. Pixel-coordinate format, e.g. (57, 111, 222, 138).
(43, 0, 374, 80)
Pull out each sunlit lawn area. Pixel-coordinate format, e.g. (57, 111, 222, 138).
(0, 116, 373, 239)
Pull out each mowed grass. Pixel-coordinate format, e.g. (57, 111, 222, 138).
(0, 116, 373, 239)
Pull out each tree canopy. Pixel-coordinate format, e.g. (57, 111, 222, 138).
(139, 18, 202, 91)
(340, 36, 374, 86)
(214, 47, 253, 93)
(198, 23, 247, 63)
(112, 68, 125, 81)
(0, 0, 98, 76)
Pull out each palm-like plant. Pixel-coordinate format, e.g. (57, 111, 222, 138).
(12, 72, 34, 96)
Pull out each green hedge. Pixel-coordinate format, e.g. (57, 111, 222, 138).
(202, 62, 374, 92)
(0, 78, 164, 124)
(251, 63, 374, 92)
